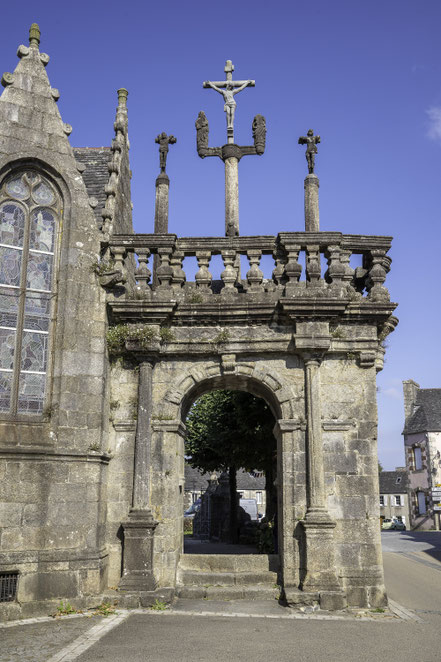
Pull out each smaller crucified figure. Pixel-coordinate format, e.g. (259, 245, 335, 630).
(298, 129, 321, 174)
(155, 132, 177, 173)
(204, 80, 253, 132)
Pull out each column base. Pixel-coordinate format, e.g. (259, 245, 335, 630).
(119, 509, 158, 592)
(300, 516, 341, 592)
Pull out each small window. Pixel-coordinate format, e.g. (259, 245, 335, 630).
(396, 476, 402, 484)
(379, 495, 385, 506)
(0, 572, 18, 602)
(256, 491, 262, 504)
(417, 491, 426, 515)
(413, 447, 422, 471)
(394, 495, 402, 506)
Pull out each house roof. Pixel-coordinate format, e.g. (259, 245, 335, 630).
(403, 388, 441, 434)
(379, 471, 409, 493)
(184, 464, 266, 491)
(73, 147, 111, 226)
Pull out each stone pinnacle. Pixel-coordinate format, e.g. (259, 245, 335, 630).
(29, 23, 41, 47)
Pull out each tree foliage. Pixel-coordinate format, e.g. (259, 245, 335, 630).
(185, 389, 276, 473)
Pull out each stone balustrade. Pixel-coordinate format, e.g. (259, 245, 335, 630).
(105, 231, 392, 303)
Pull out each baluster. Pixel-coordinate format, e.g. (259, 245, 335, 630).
(283, 243, 302, 295)
(135, 249, 151, 293)
(221, 250, 237, 293)
(339, 249, 359, 297)
(246, 249, 264, 292)
(110, 246, 127, 289)
(324, 244, 344, 294)
(171, 250, 186, 290)
(366, 249, 390, 302)
(272, 249, 287, 287)
(195, 251, 213, 292)
(305, 244, 321, 287)
(156, 247, 174, 291)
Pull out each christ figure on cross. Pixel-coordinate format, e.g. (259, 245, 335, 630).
(204, 80, 253, 133)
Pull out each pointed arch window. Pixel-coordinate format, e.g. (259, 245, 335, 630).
(0, 171, 60, 415)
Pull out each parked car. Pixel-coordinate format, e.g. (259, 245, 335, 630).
(184, 499, 201, 519)
(381, 518, 406, 531)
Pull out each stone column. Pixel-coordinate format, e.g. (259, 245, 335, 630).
(304, 355, 327, 520)
(304, 174, 319, 232)
(222, 144, 242, 237)
(300, 352, 344, 604)
(153, 173, 170, 287)
(120, 360, 158, 591)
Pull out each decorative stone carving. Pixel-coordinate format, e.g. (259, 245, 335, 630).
(246, 249, 264, 292)
(51, 88, 60, 100)
(195, 111, 209, 153)
(1, 73, 14, 87)
(252, 114, 266, 154)
(195, 251, 213, 291)
(298, 129, 321, 174)
(63, 123, 72, 136)
(135, 250, 151, 292)
(155, 132, 177, 173)
(17, 45, 30, 58)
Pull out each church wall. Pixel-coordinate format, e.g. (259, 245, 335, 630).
(0, 43, 117, 616)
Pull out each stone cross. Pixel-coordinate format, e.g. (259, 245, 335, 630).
(155, 132, 177, 173)
(298, 129, 321, 174)
(203, 60, 255, 144)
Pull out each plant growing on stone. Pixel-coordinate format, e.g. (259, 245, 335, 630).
(106, 324, 156, 355)
(92, 257, 115, 276)
(212, 329, 230, 346)
(150, 599, 167, 610)
(159, 327, 175, 344)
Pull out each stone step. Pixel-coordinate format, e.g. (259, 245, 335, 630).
(178, 554, 278, 574)
(177, 569, 278, 587)
(176, 585, 281, 601)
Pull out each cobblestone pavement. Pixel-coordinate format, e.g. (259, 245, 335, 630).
(0, 615, 103, 662)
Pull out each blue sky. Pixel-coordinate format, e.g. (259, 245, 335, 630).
(2, 1, 441, 469)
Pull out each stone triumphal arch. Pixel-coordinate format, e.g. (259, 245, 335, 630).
(0, 29, 397, 618)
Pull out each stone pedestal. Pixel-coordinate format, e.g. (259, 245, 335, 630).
(120, 509, 158, 591)
(304, 174, 319, 232)
(300, 519, 341, 593)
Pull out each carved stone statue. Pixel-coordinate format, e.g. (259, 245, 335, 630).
(298, 129, 321, 174)
(252, 115, 266, 155)
(195, 111, 209, 151)
(155, 132, 177, 173)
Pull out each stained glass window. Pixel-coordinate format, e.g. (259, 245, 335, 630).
(0, 171, 59, 415)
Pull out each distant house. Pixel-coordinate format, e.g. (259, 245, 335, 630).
(379, 469, 410, 526)
(402, 380, 441, 529)
(184, 464, 266, 515)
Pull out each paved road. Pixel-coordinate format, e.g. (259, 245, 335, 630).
(382, 530, 441, 614)
(1, 532, 441, 662)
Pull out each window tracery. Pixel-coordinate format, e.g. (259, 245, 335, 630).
(0, 171, 59, 415)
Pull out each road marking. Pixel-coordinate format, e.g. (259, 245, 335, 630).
(388, 599, 424, 623)
(46, 610, 130, 662)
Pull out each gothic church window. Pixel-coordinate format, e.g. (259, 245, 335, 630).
(0, 171, 59, 415)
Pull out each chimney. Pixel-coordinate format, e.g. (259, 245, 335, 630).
(403, 380, 420, 422)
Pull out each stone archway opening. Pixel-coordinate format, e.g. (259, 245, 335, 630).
(183, 388, 278, 557)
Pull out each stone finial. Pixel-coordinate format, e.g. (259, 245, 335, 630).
(117, 88, 129, 107)
(29, 23, 41, 47)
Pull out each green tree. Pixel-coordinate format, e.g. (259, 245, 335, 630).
(185, 390, 276, 542)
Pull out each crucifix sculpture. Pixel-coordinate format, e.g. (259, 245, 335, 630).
(203, 60, 255, 144)
(197, 61, 265, 236)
